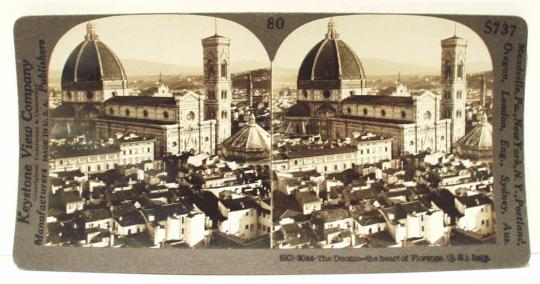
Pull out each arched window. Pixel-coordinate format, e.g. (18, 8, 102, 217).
(456, 110, 462, 118)
(381, 109, 386, 117)
(423, 111, 432, 120)
(221, 90, 227, 99)
(363, 108, 368, 115)
(125, 108, 130, 116)
(221, 110, 227, 119)
(457, 90, 462, 99)
(163, 111, 169, 119)
(109, 107, 114, 115)
(457, 61, 464, 78)
(302, 90, 308, 99)
(207, 59, 215, 79)
(444, 60, 452, 79)
(66, 92, 72, 100)
(401, 110, 406, 118)
(347, 107, 352, 114)
(187, 111, 195, 121)
(143, 110, 148, 118)
(445, 90, 451, 99)
(323, 90, 331, 99)
(207, 90, 215, 100)
(220, 60, 228, 78)
(86, 91, 94, 100)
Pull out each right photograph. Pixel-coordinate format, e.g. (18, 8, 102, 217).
(271, 15, 494, 249)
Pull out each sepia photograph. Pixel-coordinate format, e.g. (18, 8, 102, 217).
(46, 15, 272, 249)
(271, 15, 495, 249)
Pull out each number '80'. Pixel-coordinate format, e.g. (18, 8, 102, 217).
(267, 17, 285, 29)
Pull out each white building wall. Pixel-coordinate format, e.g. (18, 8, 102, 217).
(425, 210, 445, 244)
(219, 208, 259, 240)
(185, 213, 206, 247)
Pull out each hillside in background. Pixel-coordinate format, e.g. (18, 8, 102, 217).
(273, 58, 492, 87)
(49, 59, 270, 85)
(49, 57, 490, 88)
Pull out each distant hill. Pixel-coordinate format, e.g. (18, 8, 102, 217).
(120, 59, 269, 76)
(273, 58, 492, 86)
(49, 59, 269, 84)
(49, 57, 490, 86)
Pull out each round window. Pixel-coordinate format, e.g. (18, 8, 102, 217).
(323, 90, 331, 99)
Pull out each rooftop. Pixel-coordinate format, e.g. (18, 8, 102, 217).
(220, 196, 260, 211)
(284, 145, 357, 159)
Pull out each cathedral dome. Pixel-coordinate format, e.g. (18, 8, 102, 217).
(298, 20, 366, 82)
(61, 23, 127, 88)
(456, 113, 493, 161)
(222, 114, 271, 161)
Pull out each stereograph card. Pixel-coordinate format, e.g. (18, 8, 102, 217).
(12, 13, 530, 274)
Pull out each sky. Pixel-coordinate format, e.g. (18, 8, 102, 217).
(49, 14, 492, 75)
(49, 14, 270, 72)
(273, 15, 492, 70)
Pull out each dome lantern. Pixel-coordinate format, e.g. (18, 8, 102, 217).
(85, 22, 98, 41)
(326, 18, 339, 39)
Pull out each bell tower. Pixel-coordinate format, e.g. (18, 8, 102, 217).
(440, 34, 467, 143)
(202, 31, 232, 145)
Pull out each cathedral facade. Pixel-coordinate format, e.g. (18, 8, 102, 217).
(51, 23, 233, 158)
(283, 20, 468, 157)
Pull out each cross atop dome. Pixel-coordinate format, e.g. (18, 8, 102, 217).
(326, 18, 339, 39)
(85, 22, 98, 41)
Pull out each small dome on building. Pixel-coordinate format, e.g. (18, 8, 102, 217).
(298, 19, 366, 82)
(61, 22, 127, 88)
(222, 114, 271, 161)
(285, 102, 311, 117)
(456, 113, 493, 161)
(317, 102, 336, 113)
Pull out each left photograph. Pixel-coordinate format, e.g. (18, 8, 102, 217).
(46, 15, 272, 248)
